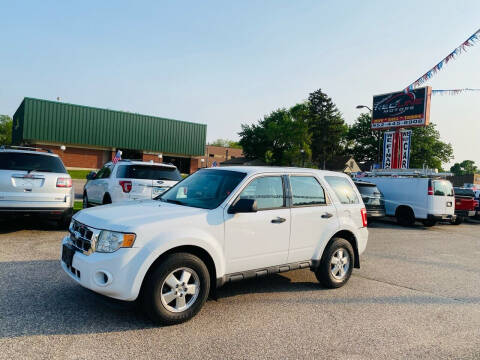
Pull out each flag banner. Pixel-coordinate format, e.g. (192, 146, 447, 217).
(372, 87, 431, 130)
(404, 28, 480, 92)
(400, 130, 412, 169)
(112, 150, 122, 164)
(383, 131, 395, 169)
(432, 88, 480, 96)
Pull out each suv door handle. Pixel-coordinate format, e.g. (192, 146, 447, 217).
(271, 217, 286, 224)
(321, 212, 333, 219)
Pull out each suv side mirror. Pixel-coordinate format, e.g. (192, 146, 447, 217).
(86, 171, 97, 180)
(228, 198, 258, 214)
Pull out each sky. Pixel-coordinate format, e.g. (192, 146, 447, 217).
(1, 0, 479, 168)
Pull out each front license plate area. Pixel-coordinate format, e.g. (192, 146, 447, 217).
(62, 244, 75, 267)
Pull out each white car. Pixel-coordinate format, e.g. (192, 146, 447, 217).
(0, 146, 73, 227)
(365, 177, 456, 226)
(83, 160, 182, 207)
(62, 167, 368, 324)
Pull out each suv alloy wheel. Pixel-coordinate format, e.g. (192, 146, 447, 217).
(315, 238, 354, 288)
(142, 253, 210, 325)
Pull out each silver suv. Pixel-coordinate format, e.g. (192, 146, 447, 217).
(0, 146, 74, 227)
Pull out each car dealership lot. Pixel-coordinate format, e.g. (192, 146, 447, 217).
(0, 219, 479, 360)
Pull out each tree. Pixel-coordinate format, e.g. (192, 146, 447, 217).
(346, 113, 382, 164)
(409, 124, 453, 170)
(450, 160, 479, 175)
(307, 89, 348, 169)
(0, 115, 13, 145)
(208, 138, 242, 149)
(239, 105, 311, 166)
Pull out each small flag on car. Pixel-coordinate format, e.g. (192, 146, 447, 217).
(112, 150, 122, 164)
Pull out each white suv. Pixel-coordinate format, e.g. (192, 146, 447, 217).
(83, 160, 182, 207)
(0, 146, 73, 227)
(62, 167, 368, 324)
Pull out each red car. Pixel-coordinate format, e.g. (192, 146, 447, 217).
(453, 187, 479, 224)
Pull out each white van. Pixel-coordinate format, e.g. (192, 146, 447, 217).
(364, 177, 455, 226)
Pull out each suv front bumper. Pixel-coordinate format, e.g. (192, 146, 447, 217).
(60, 236, 143, 301)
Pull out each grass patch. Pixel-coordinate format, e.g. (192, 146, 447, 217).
(74, 200, 83, 213)
(68, 169, 92, 179)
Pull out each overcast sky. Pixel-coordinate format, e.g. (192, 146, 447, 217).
(1, 1, 479, 167)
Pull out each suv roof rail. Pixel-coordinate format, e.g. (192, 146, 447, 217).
(0, 145, 53, 154)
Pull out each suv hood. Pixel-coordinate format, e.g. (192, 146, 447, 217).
(73, 200, 209, 231)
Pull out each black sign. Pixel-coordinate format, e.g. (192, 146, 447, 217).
(371, 86, 431, 130)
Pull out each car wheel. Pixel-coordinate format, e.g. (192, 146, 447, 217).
(396, 207, 415, 227)
(315, 238, 354, 289)
(422, 219, 436, 227)
(83, 193, 89, 209)
(451, 216, 463, 225)
(103, 194, 112, 205)
(141, 253, 210, 325)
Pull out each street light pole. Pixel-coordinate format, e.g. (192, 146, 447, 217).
(355, 104, 381, 167)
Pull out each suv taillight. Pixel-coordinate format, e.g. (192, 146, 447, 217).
(361, 208, 368, 227)
(56, 177, 72, 188)
(119, 180, 132, 193)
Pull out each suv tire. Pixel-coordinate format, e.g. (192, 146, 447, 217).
(396, 207, 415, 227)
(315, 238, 354, 289)
(103, 194, 112, 205)
(451, 216, 463, 225)
(141, 253, 210, 325)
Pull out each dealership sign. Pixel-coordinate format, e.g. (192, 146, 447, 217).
(372, 86, 431, 130)
(400, 130, 412, 169)
(382, 131, 395, 169)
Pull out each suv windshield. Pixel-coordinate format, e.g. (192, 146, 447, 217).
(159, 169, 246, 209)
(0, 152, 67, 173)
(117, 165, 182, 181)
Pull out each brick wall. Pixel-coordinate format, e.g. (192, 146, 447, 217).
(142, 153, 163, 163)
(203, 146, 243, 167)
(37, 144, 109, 169)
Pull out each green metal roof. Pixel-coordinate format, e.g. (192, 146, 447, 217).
(12, 97, 207, 156)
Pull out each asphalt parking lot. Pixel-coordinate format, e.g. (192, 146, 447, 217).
(0, 218, 479, 360)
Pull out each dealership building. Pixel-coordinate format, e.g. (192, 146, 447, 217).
(12, 97, 212, 174)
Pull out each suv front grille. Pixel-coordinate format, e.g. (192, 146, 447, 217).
(69, 220, 99, 254)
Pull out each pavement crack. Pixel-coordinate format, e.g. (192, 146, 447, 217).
(352, 273, 480, 309)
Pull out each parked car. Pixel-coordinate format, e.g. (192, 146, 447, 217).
(83, 160, 182, 207)
(452, 187, 479, 224)
(365, 177, 455, 227)
(354, 181, 385, 219)
(0, 146, 73, 227)
(62, 167, 368, 324)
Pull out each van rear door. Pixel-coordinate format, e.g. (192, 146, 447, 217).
(429, 179, 455, 216)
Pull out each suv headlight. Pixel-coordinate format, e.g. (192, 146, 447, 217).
(96, 231, 136, 253)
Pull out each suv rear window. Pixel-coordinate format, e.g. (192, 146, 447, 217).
(116, 165, 182, 181)
(325, 176, 359, 204)
(0, 152, 67, 173)
(355, 183, 382, 196)
(454, 188, 475, 197)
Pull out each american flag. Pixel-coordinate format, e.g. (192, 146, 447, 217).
(112, 150, 122, 164)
